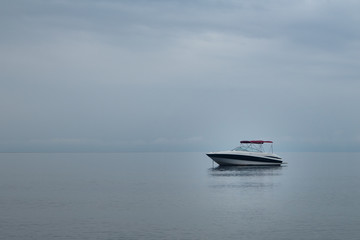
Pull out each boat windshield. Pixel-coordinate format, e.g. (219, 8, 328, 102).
(232, 145, 263, 153)
(232, 141, 274, 153)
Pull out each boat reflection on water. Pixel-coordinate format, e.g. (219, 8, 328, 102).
(208, 165, 285, 189)
(210, 165, 284, 177)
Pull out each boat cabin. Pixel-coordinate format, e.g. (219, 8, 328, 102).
(232, 140, 274, 153)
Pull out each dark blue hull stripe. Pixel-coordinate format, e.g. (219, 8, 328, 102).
(207, 154, 282, 163)
(265, 155, 282, 160)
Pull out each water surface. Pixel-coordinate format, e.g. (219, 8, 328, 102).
(1, 152, 359, 239)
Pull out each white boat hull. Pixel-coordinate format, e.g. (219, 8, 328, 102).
(209, 156, 282, 166)
(207, 151, 283, 166)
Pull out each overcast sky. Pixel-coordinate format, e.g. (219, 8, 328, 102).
(1, 0, 360, 152)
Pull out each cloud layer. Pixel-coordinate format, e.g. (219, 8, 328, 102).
(1, 0, 360, 152)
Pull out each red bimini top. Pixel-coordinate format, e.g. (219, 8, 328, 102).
(240, 140, 273, 144)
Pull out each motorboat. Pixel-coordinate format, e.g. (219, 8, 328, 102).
(206, 140, 283, 166)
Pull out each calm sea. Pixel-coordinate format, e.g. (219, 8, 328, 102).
(1, 152, 360, 240)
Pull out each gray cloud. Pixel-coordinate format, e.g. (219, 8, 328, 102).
(1, 0, 360, 152)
